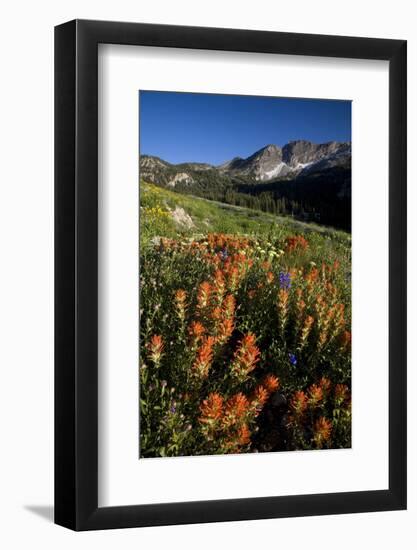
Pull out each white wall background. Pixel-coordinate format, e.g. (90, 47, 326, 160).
(0, 0, 415, 548)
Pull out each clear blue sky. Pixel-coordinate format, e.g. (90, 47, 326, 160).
(139, 91, 351, 165)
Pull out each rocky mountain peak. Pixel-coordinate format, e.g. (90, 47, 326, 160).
(262, 143, 281, 153)
(141, 139, 351, 184)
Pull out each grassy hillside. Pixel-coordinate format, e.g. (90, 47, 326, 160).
(140, 181, 351, 251)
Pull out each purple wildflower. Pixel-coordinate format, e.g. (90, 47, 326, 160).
(279, 271, 291, 290)
(289, 353, 297, 366)
(220, 248, 228, 261)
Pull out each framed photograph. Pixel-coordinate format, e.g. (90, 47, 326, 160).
(55, 20, 407, 530)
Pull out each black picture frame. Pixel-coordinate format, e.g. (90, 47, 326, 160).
(55, 19, 407, 531)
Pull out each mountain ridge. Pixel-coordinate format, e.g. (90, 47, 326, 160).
(139, 139, 351, 231)
(140, 139, 351, 185)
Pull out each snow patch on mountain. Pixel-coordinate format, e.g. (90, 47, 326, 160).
(257, 162, 288, 181)
(296, 161, 313, 169)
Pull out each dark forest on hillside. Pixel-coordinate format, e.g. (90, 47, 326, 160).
(170, 166, 351, 231)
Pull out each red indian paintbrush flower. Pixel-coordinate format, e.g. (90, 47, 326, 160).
(188, 321, 206, 346)
(174, 288, 187, 304)
(250, 385, 269, 415)
(318, 330, 328, 351)
(146, 334, 164, 365)
(315, 295, 326, 326)
(199, 393, 224, 428)
(299, 315, 314, 349)
(313, 417, 332, 448)
(231, 333, 260, 380)
(290, 390, 308, 416)
(333, 303, 346, 333)
(197, 281, 212, 310)
(285, 235, 308, 253)
(319, 377, 332, 394)
(296, 294, 306, 318)
(222, 294, 236, 319)
(174, 289, 187, 321)
(262, 374, 280, 393)
(210, 306, 222, 322)
(237, 423, 251, 446)
(217, 318, 234, 345)
(308, 383, 324, 407)
(227, 266, 240, 291)
(213, 270, 226, 301)
(277, 289, 289, 335)
(266, 271, 274, 284)
(326, 282, 337, 303)
(223, 392, 250, 426)
(192, 335, 216, 378)
(339, 330, 351, 351)
(224, 422, 251, 453)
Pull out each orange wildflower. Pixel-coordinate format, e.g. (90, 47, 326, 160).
(285, 235, 309, 253)
(289, 267, 298, 280)
(237, 423, 251, 446)
(217, 318, 234, 345)
(222, 294, 236, 319)
(146, 334, 164, 365)
(333, 303, 346, 333)
(227, 265, 240, 292)
(174, 289, 187, 321)
(211, 306, 222, 322)
(262, 374, 280, 393)
(278, 289, 289, 334)
(192, 336, 216, 378)
(313, 417, 332, 448)
(318, 330, 328, 351)
(319, 377, 332, 395)
(290, 390, 308, 416)
(250, 384, 269, 415)
(326, 282, 338, 303)
(199, 393, 224, 428)
(315, 295, 326, 327)
(197, 281, 212, 310)
(299, 315, 314, 349)
(174, 288, 187, 303)
(231, 333, 261, 380)
(188, 321, 206, 346)
(339, 330, 351, 350)
(305, 267, 319, 283)
(224, 422, 252, 453)
(320, 305, 338, 349)
(224, 392, 250, 426)
(266, 271, 274, 284)
(213, 269, 226, 301)
(308, 383, 324, 407)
